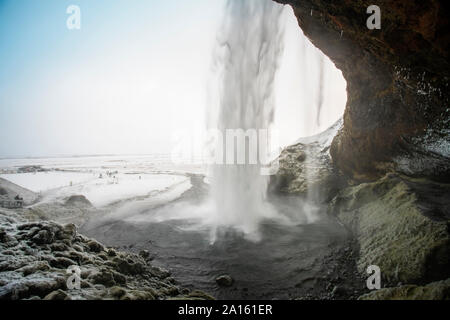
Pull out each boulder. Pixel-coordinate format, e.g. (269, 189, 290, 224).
(113, 256, 145, 275)
(215, 274, 234, 287)
(86, 239, 104, 253)
(88, 269, 116, 287)
(270, 119, 344, 203)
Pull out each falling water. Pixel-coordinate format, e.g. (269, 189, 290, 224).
(316, 55, 325, 128)
(208, 0, 286, 240)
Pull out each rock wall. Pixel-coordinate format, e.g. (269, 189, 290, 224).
(275, 0, 449, 181)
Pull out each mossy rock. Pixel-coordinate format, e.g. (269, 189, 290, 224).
(332, 175, 450, 285)
(359, 278, 450, 300)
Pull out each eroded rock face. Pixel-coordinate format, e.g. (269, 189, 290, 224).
(270, 119, 345, 203)
(330, 174, 450, 286)
(275, 0, 449, 181)
(0, 210, 212, 300)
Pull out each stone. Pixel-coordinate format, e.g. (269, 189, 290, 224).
(32, 230, 54, 245)
(111, 271, 127, 285)
(50, 257, 77, 269)
(59, 223, 77, 241)
(88, 269, 116, 287)
(139, 250, 150, 259)
(120, 291, 148, 300)
(50, 242, 68, 252)
(215, 274, 234, 287)
(269, 119, 344, 203)
(86, 239, 104, 253)
(113, 256, 145, 275)
(44, 289, 70, 300)
(109, 286, 127, 298)
(359, 278, 450, 300)
(17, 261, 51, 276)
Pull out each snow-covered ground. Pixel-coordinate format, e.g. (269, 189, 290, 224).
(1, 172, 94, 193)
(0, 155, 199, 208)
(0, 154, 206, 175)
(44, 173, 189, 207)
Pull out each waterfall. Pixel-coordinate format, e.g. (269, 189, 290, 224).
(207, 0, 286, 240)
(160, 0, 346, 242)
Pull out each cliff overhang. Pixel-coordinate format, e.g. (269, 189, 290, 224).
(275, 0, 449, 181)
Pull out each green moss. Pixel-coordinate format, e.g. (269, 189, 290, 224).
(333, 175, 450, 284)
(359, 278, 450, 300)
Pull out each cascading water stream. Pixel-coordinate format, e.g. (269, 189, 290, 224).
(79, 0, 352, 300)
(208, 0, 286, 241)
(97, 0, 346, 244)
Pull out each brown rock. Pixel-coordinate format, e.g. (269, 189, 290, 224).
(275, 0, 450, 181)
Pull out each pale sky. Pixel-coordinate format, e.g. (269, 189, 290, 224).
(0, 0, 346, 158)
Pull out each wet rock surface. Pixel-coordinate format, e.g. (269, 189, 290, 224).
(0, 209, 210, 300)
(270, 119, 345, 203)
